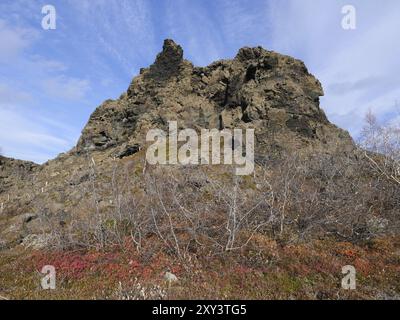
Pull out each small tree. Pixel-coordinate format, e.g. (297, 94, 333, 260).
(359, 110, 400, 186)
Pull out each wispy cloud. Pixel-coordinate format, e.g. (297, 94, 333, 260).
(0, 19, 38, 62)
(0, 7, 89, 162)
(66, 0, 157, 75)
(42, 76, 90, 101)
(0, 106, 73, 163)
(0, 83, 32, 105)
(265, 0, 400, 136)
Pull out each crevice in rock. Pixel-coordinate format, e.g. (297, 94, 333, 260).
(245, 63, 257, 82)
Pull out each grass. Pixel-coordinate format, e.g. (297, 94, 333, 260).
(0, 235, 399, 300)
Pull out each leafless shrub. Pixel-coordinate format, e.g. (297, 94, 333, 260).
(359, 110, 400, 186)
(254, 146, 398, 242)
(47, 158, 150, 252)
(47, 121, 400, 256)
(206, 172, 275, 251)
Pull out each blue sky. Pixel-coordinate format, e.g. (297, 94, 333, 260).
(0, 0, 399, 163)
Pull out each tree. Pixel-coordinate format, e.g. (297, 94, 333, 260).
(359, 110, 400, 186)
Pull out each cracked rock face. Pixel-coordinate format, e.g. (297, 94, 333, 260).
(76, 39, 353, 157)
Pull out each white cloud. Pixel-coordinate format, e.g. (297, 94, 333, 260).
(0, 12, 86, 162)
(29, 55, 68, 73)
(67, 0, 157, 74)
(0, 83, 32, 105)
(0, 19, 38, 62)
(0, 3, 112, 163)
(164, 0, 225, 66)
(0, 107, 73, 163)
(42, 75, 90, 101)
(214, 0, 269, 48)
(266, 0, 400, 136)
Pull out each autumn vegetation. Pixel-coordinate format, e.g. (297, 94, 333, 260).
(1, 113, 399, 300)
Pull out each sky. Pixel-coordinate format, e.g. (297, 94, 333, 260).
(0, 0, 399, 163)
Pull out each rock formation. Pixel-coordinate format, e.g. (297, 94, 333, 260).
(77, 39, 353, 158)
(0, 39, 357, 249)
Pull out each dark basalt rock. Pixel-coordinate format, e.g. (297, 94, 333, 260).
(77, 39, 354, 156)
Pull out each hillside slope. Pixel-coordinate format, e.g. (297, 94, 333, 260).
(0, 40, 399, 300)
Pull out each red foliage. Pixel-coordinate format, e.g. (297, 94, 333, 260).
(30, 247, 183, 282)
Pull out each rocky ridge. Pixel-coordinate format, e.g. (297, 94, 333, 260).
(0, 39, 356, 249)
(77, 39, 353, 157)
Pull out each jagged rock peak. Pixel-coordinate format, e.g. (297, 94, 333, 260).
(155, 39, 183, 65)
(77, 39, 354, 156)
(148, 39, 185, 80)
(235, 46, 266, 61)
